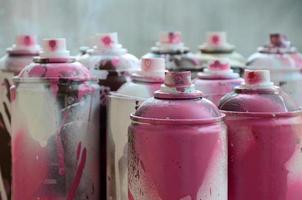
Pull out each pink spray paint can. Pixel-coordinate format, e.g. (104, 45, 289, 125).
(219, 70, 302, 200)
(247, 33, 302, 106)
(78, 32, 139, 198)
(196, 32, 246, 76)
(129, 71, 227, 200)
(107, 57, 165, 200)
(11, 38, 100, 200)
(194, 59, 243, 106)
(143, 31, 201, 78)
(0, 34, 40, 199)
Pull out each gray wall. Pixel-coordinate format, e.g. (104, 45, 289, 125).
(0, 0, 301, 57)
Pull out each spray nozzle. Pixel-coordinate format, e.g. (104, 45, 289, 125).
(40, 38, 70, 58)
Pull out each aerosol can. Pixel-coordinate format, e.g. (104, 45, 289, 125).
(247, 33, 302, 106)
(0, 34, 40, 199)
(194, 59, 243, 106)
(11, 38, 100, 200)
(78, 32, 139, 198)
(107, 57, 165, 200)
(219, 70, 302, 200)
(129, 71, 227, 200)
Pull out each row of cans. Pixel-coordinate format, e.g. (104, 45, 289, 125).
(0, 31, 300, 200)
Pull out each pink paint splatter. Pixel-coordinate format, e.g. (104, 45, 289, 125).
(246, 71, 262, 84)
(24, 36, 34, 46)
(49, 40, 57, 51)
(209, 60, 229, 71)
(128, 190, 134, 200)
(211, 35, 220, 45)
(168, 32, 181, 44)
(101, 36, 113, 47)
(111, 57, 120, 67)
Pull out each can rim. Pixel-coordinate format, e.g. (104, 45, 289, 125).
(220, 110, 302, 117)
(109, 92, 146, 101)
(12, 76, 98, 83)
(130, 113, 225, 125)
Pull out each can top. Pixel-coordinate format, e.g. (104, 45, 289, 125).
(40, 38, 70, 58)
(197, 59, 240, 79)
(131, 71, 223, 124)
(219, 69, 300, 114)
(247, 33, 301, 70)
(258, 33, 296, 54)
(199, 32, 235, 53)
(151, 31, 189, 52)
(131, 57, 166, 83)
(7, 34, 40, 55)
(16, 38, 92, 81)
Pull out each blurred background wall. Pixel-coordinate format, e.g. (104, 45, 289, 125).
(0, 0, 301, 57)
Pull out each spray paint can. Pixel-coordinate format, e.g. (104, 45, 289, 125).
(0, 34, 40, 199)
(219, 70, 302, 200)
(129, 71, 227, 200)
(11, 38, 100, 200)
(143, 31, 200, 77)
(196, 32, 246, 76)
(247, 33, 302, 106)
(78, 32, 139, 198)
(107, 57, 165, 200)
(194, 60, 243, 106)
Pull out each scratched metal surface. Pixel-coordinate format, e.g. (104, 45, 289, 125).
(0, 0, 301, 57)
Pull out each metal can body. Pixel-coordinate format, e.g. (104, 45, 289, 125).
(128, 121, 227, 200)
(11, 59, 100, 199)
(225, 112, 302, 200)
(194, 78, 242, 106)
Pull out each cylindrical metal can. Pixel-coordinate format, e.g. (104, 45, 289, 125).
(129, 71, 227, 200)
(194, 59, 243, 106)
(11, 38, 100, 200)
(0, 34, 40, 199)
(219, 70, 302, 200)
(247, 33, 302, 106)
(78, 32, 139, 199)
(196, 32, 246, 76)
(143, 31, 201, 78)
(107, 57, 165, 200)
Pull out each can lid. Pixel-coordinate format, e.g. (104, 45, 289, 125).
(154, 71, 203, 99)
(242, 70, 273, 88)
(200, 32, 234, 52)
(256, 33, 296, 54)
(40, 38, 70, 58)
(131, 58, 165, 82)
(152, 31, 188, 52)
(219, 69, 300, 113)
(93, 32, 126, 53)
(197, 60, 240, 79)
(131, 71, 223, 123)
(9, 34, 40, 53)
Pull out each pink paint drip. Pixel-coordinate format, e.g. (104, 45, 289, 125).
(67, 147, 87, 200)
